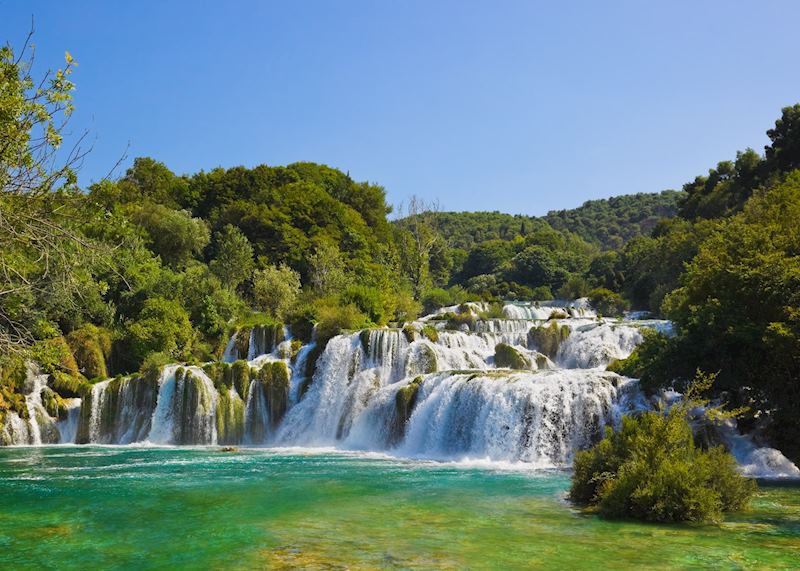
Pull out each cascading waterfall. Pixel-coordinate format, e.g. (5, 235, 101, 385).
(2, 299, 797, 477)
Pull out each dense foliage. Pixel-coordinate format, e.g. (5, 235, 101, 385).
(570, 408, 755, 523)
(544, 190, 681, 249)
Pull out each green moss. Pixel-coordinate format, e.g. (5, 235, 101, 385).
(392, 376, 425, 444)
(66, 324, 112, 379)
(478, 302, 505, 320)
(413, 344, 438, 374)
(494, 343, 531, 369)
(216, 389, 245, 445)
(231, 360, 251, 400)
(49, 370, 93, 398)
(234, 327, 252, 360)
(421, 325, 439, 343)
(528, 322, 571, 358)
(445, 312, 476, 331)
(257, 361, 290, 428)
(290, 338, 303, 361)
(536, 354, 550, 370)
(40, 386, 68, 420)
(547, 310, 569, 320)
(402, 324, 417, 343)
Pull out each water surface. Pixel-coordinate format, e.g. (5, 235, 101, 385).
(1, 446, 798, 569)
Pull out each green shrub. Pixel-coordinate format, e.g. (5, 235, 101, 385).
(421, 325, 439, 343)
(314, 302, 369, 345)
(570, 408, 756, 523)
(587, 288, 629, 317)
(340, 284, 391, 325)
(66, 324, 112, 379)
(445, 312, 475, 331)
(530, 286, 554, 301)
(421, 288, 452, 314)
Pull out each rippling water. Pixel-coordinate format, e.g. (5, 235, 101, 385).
(1, 447, 799, 569)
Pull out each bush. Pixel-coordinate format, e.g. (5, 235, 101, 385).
(570, 408, 756, 523)
(421, 288, 452, 314)
(66, 324, 112, 379)
(127, 297, 195, 366)
(587, 288, 628, 317)
(252, 264, 301, 321)
(314, 302, 369, 345)
(340, 284, 390, 325)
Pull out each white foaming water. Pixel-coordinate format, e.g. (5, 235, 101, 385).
(557, 321, 643, 368)
(344, 369, 642, 466)
(716, 419, 800, 479)
(57, 398, 82, 444)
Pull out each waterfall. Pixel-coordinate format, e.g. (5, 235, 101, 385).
(2, 300, 797, 478)
(57, 399, 82, 444)
(345, 369, 642, 466)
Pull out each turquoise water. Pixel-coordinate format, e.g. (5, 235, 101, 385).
(1, 447, 799, 570)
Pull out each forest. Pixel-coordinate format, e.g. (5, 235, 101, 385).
(1, 41, 799, 465)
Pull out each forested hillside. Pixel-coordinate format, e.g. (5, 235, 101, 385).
(544, 190, 682, 249)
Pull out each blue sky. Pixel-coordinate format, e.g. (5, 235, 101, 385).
(2, 1, 799, 215)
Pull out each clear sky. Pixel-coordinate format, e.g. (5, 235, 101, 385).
(2, 1, 799, 215)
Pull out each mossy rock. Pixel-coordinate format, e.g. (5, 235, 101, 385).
(402, 325, 417, 343)
(445, 312, 476, 331)
(548, 310, 569, 320)
(528, 322, 571, 359)
(49, 370, 92, 399)
(290, 339, 303, 361)
(391, 376, 425, 444)
(421, 325, 439, 343)
(257, 361, 290, 428)
(40, 386, 68, 420)
(234, 327, 252, 360)
(0, 386, 29, 420)
(410, 344, 437, 375)
(216, 389, 245, 445)
(359, 330, 372, 354)
(494, 343, 531, 370)
(231, 360, 251, 399)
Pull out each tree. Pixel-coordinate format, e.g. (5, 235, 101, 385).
(209, 224, 254, 290)
(252, 264, 301, 320)
(396, 195, 442, 299)
(307, 241, 347, 293)
(506, 245, 566, 290)
(765, 104, 800, 174)
(0, 35, 100, 354)
(131, 203, 210, 269)
(126, 297, 194, 365)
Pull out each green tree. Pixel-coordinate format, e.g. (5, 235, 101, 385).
(132, 203, 210, 269)
(126, 297, 195, 365)
(307, 241, 347, 293)
(209, 224, 254, 290)
(252, 264, 301, 320)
